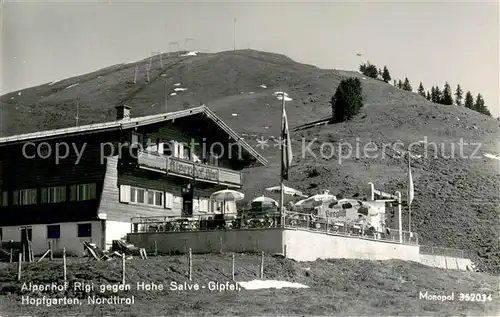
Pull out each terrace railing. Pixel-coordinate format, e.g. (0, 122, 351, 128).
(419, 245, 473, 259)
(130, 211, 419, 245)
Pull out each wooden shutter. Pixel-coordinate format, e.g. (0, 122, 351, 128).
(41, 188, 48, 204)
(164, 192, 173, 209)
(119, 185, 131, 203)
(70, 185, 77, 201)
(158, 142, 164, 154)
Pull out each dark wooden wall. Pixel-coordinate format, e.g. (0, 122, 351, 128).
(0, 131, 120, 226)
(0, 114, 256, 226)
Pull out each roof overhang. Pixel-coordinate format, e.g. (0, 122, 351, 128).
(0, 105, 268, 166)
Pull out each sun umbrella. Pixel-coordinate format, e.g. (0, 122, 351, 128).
(295, 191, 337, 208)
(211, 189, 245, 202)
(210, 189, 244, 214)
(266, 185, 306, 197)
(250, 196, 278, 205)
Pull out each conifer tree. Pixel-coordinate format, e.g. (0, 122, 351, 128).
(431, 86, 437, 102)
(417, 82, 425, 97)
(441, 82, 454, 105)
(402, 78, 412, 92)
(382, 66, 391, 83)
(426, 91, 431, 101)
(464, 91, 474, 109)
(330, 77, 364, 122)
(397, 79, 403, 89)
(454, 84, 463, 106)
(474, 93, 491, 116)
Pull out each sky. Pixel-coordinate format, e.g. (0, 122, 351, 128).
(2, 0, 499, 117)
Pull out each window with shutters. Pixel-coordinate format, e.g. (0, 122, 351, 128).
(70, 183, 97, 201)
(129, 186, 163, 207)
(12, 189, 37, 205)
(41, 186, 67, 203)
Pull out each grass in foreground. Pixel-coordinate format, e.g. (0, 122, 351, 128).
(0, 253, 498, 316)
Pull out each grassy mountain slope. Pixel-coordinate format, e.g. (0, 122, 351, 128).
(0, 255, 499, 316)
(1, 50, 499, 273)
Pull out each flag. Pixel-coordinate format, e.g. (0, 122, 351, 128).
(407, 153, 414, 205)
(281, 95, 293, 180)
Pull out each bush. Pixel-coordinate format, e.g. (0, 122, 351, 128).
(330, 77, 364, 122)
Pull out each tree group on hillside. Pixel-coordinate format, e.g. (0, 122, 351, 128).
(359, 62, 392, 83)
(416, 81, 491, 116)
(359, 62, 378, 79)
(358, 62, 493, 117)
(330, 77, 364, 122)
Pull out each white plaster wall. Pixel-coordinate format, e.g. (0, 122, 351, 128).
(0, 221, 103, 256)
(283, 229, 420, 262)
(105, 220, 131, 250)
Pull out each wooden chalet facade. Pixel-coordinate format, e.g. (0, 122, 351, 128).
(0, 105, 267, 255)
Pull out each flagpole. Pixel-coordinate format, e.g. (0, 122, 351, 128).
(408, 203, 412, 233)
(407, 152, 413, 234)
(279, 93, 285, 228)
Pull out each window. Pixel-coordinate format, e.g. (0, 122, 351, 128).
(129, 186, 163, 207)
(163, 142, 172, 156)
(1, 191, 7, 207)
(70, 183, 97, 201)
(41, 186, 67, 203)
(155, 192, 163, 206)
(47, 225, 61, 239)
(77, 223, 92, 237)
(13, 189, 37, 205)
(131, 133, 143, 147)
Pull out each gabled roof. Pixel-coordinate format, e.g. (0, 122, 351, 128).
(0, 105, 268, 166)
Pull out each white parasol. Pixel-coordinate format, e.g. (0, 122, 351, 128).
(210, 189, 245, 214)
(250, 195, 278, 205)
(295, 190, 337, 208)
(265, 185, 306, 197)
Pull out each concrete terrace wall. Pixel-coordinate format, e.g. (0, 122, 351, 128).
(127, 229, 283, 254)
(419, 254, 472, 270)
(128, 228, 420, 263)
(283, 229, 420, 262)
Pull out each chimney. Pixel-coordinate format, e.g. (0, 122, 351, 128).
(115, 105, 131, 120)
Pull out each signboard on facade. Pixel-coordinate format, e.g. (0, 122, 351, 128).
(168, 158, 218, 182)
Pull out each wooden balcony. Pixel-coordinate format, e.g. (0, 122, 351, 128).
(137, 151, 242, 187)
